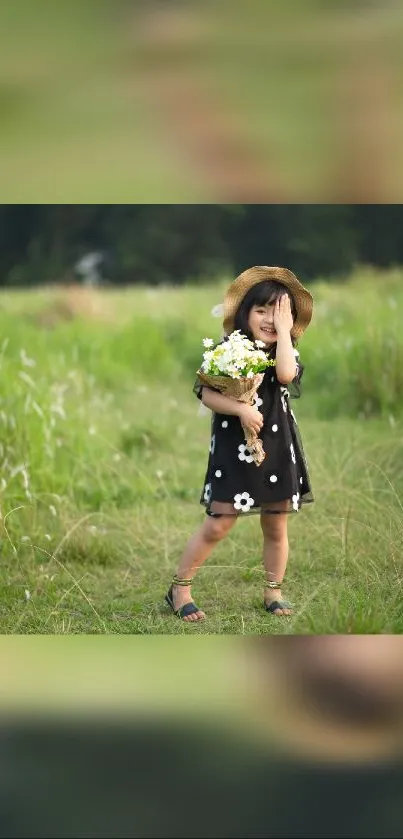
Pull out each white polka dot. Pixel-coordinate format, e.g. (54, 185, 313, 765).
(300, 477, 303, 484)
(269, 475, 278, 483)
(272, 424, 278, 432)
(222, 420, 228, 428)
(215, 470, 222, 478)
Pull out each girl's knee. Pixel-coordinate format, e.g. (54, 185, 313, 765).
(260, 514, 288, 542)
(203, 515, 235, 542)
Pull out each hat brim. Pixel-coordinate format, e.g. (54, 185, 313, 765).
(223, 266, 313, 340)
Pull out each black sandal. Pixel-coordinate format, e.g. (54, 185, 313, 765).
(264, 580, 293, 615)
(165, 575, 204, 620)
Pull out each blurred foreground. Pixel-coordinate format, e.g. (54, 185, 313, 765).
(1, 636, 403, 837)
(2, 1, 403, 201)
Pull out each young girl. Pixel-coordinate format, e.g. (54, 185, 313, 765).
(165, 266, 314, 622)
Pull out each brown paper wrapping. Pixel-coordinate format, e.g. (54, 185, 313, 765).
(197, 370, 266, 466)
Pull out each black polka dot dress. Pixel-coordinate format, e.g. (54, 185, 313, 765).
(194, 350, 314, 517)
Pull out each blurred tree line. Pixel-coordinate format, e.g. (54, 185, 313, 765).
(0, 205, 402, 286)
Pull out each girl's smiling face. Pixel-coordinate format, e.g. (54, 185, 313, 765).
(247, 298, 279, 345)
(233, 280, 296, 346)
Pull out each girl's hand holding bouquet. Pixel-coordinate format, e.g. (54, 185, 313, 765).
(197, 331, 275, 466)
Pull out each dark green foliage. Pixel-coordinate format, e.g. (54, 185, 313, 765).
(2, 204, 403, 286)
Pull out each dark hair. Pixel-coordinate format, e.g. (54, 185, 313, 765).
(233, 280, 297, 352)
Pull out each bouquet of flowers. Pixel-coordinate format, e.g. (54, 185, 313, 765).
(197, 330, 276, 466)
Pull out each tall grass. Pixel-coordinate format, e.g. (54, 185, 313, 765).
(0, 270, 402, 633)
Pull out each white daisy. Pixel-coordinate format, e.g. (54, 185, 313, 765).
(234, 492, 255, 513)
(290, 443, 296, 464)
(255, 340, 266, 348)
(203, 337, 214, 348)
(204, 483, 212, 503)
(238, 443, 254, 463)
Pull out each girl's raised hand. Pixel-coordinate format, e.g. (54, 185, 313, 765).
(273, 294, 293, 335)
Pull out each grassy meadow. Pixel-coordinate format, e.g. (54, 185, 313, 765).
(1, 268, 403, 635)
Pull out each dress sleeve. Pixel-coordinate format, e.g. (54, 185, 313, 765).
(193, 376, 205, 401)
(193, 376, 221, 401)
(288, 350, 304, 400)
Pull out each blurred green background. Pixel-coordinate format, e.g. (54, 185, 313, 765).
(1, 0, 403, 201)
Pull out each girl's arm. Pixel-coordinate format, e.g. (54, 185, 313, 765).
(201, 387, 243, 416)
(275, 331, 298, 384)
(201, 387, 263, 434)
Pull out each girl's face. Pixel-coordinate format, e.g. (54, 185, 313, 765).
(247, 296, 285, 345)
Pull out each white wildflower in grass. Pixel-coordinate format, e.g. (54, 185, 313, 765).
(20, 349, 36, 367)
(44, 534, 52, 541)
(21, 468, 29, 490)
(156, 470, 164, 479)
(49, 505, 57, 517)
(18, 371, 37, 390)
(10, 464, 26, 479)
(50, 403, 66, 419)
(20, 536, 31, 543)
(24, 589, 31, 601)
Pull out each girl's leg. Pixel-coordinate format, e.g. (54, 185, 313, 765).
(260, 502, 292, 616)
(172, 512, 237, 622)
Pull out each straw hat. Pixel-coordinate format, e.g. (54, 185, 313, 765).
(223, 266, 313, 340)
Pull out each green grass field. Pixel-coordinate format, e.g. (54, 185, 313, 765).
(0, 269, 403, 634)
